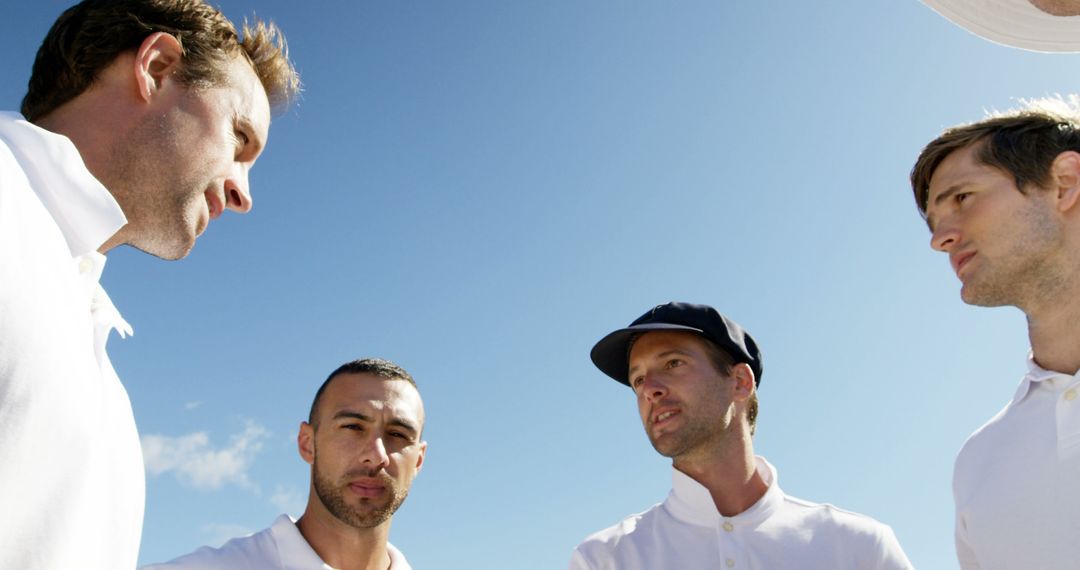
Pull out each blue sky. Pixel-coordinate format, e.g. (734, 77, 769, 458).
(3, 1, 1077, 568)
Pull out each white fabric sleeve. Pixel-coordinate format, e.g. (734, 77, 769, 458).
(876, 525, 915, 570)
(567, 547, 595, 570)
(955, 512, 981, 569)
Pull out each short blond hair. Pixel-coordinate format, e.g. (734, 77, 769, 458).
(22, 0, 300, 122)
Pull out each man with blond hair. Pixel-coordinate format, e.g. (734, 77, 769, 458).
(911, 96, 1080, 569)
(0, 1, 300, 567)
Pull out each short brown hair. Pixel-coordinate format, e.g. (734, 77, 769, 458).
(21, 0, 300, 122)
(910, 96, 1080, 217)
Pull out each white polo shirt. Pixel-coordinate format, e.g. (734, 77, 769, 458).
(954, 356, 1080, 569)
(569, 456, 912, 570)
(142, 514, 412, 570)
(0, 112, 142, 569)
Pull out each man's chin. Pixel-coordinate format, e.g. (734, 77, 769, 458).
(959, 282, 1009, 308)
(128, 235, 196, 261)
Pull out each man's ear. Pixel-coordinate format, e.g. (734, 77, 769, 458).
(415, 441, 427, 473)
(297, 422, 315, 466)
(1050, 151, 1080, 213)
(730, 362, 755, 401)
(133, 32, 184, 102)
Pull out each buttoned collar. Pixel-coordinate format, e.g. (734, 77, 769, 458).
(0, 112, 126, 258)
(1011, 352, 1079, 405)
(664, 455, 783, 528)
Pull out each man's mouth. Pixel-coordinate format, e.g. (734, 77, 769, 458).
(653, 409, 680, 426)
(953, 251, 976, 277)
(348, 479, 387, 498)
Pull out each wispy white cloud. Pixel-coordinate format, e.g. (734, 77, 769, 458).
(183, 401, 202, 411)
(269, 485, 307, 516)
(142, 420, 269, 491)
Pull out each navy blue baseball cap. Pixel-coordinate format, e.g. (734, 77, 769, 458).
(590, 302, 763, 387)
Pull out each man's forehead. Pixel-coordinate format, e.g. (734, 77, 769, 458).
(629, 330, 703, 362)
(322, 374, 424, 423)
(222, 56, 271, 130)
(924, 143, 984, 227)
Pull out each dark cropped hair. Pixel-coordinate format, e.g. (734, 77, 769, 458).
(22, 0, 300, 122)
(911, 96, 1080, 216)
(308, 358, 417, 427)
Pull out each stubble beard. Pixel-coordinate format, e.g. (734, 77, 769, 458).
(649, 412, 721, 461)
(312, 456, 408, 529)
(961, 202, 1068, 310)
(106, 113, 203, 260)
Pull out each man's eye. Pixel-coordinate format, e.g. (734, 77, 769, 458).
(234, 131, 249, 154)
(343, 424, 363, 431)
(955, 192, 970, 204)
(389, 432, 409, 440)
(666, 359, 684, 368)
(631, 376, 644, 388)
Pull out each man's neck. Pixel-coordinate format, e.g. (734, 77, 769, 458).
(296, 511, 391, 570)
(1024, 264, 1080, 375)
(673, 438, 766, 518)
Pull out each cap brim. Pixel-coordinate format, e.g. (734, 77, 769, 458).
(590, 323, 704, 386)
(922, 0, 1080, 52)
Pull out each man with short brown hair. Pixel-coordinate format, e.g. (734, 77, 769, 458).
(0, 1, 299, 567)
(144, 358, 425, 570)
(911, 96, 1080, 569)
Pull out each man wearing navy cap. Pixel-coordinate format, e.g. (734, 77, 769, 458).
(568, 302, 912, 570)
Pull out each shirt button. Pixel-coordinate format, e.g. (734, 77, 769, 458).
(722, 522, 734, 532)
(78, 258, 93, 274)
(726, 559, 735, 568)
(1066, 389, 1078, 402)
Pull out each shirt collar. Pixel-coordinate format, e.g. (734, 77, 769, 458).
(0, 112, 125, 258)
(664, 455, 784, 528)
(271, 514, 412, 570)
(1011, 352, 1077, 404)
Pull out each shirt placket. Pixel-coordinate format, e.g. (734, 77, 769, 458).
(1056, 378, 1080, 460)
(716, 517, 746, 569)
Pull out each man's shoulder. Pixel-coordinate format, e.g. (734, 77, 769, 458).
(570, 502, 666, 566)
(954, 397, 1020, 475)
(140, 524, 278, 570)
(577, 502, 663, 543)
(778, 493, 894, 537)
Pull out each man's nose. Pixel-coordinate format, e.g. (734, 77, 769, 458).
(931, 222, 958, 252)
(642, 373, 668, 402)
(360, 436, 390, 470)
(224, 164, 253, 214)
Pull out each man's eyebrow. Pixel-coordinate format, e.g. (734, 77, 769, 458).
(628, 349, 692, 375)
(925, 183, 970, 231)
(388, 418, 419, 435)
(332, 411, 419, 435)
(333, 411, 373, 422)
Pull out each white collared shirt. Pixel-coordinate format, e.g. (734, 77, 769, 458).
(0, 111, 142, 569)
(953, 355, 1080, 569)
(569, 456, 912, 570)
(141, 514, 412, 570)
